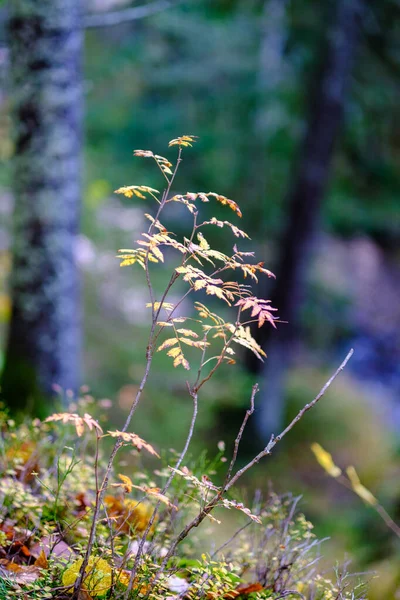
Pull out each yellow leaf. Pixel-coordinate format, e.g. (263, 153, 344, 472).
(206, 285, 226, 301)
(175, 266, 188, 274)
(146, 302, 174, 311)
(176, 329, 198, 338)
(132, 189, 146, 198)
(62, 557, 112, 596)
(346, 466, 378, 506)
(129, 485, 177, 510)
(114, 185, 159, 198)
(151, 246, 164, 263)
(197, 232, 210, 250)
(173, 354, 190, 370)
(167, 347, 181, 359)
(311, 443, 342, 478)
(179, 338, 209, 349)
(157, 338, 179, 352)
(169, 135, 197, 147)
(193, 279, 207, 291)
(118, 474, 133, 493)
(120, 258, 137, 267)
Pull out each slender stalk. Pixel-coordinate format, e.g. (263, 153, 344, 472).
(124, 389, 199, 598)
(194, 307, 242, 394)
(127, 337, 209, 598)
(336, 474, 400, 538)
(224, 384, 258, 487)
(74, 149, 183, 598)
(210, 521, 252, 560)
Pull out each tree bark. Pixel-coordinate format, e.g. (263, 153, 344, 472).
(1, 0, 83, 416)
(248, 0, 365, 438)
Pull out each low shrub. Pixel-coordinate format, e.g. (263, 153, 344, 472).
(0, 137, 366, 599)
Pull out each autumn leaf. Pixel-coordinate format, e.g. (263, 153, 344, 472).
(221, 498, 262, 524)
(206, 285, 227, 301)
(194, 302, 225, 325)
(104, 496, 155, 534)
(197, 232, 210, 250)
(117, 474, 133, 493)
(157, 338, 179, 352)
(0, 561, 42, 585)
(133, 149, 154, 158)
(45, 413, 103, 437)
(62, 556, 112, 596)
(199, 217, 250, 239)
(117, 569, 150, 594)
(107, 431, 160, 457)
(169, 135, 197, 147)
(234, 582, 264, 596)
(176, 328, 198, 338)
(114, 185, 159, 199)
(235, 297, 278, 328)
(173, 353, 190, 370)
(34, 549, 48, 569)
(169, 467, 220, 492)
(179, 337, 208, 349)
(146, 301, 174, 311)
(166, 346, 181, 359)
(346, 466, 378, 506)
(311, 443, 342, 478)
(228, 325, 266, 361)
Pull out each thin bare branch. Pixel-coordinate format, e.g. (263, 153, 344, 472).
(83, 0, 182, 29)
(210, 521, 253, 560)
(336, 474, 400, 538)
(160, 349, 354, 564)
(75, 146, 184, 598)
(224, 384, 258, 486)
(226, 348, 354, 491)
(127, 388, 199, 596)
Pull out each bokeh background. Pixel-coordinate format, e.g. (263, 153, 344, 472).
(0, 0, 399, 596)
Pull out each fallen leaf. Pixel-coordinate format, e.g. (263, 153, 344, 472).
(31, 535, 74, 562)
(0, 560, 42, 584)
(34, 549, 48, 569)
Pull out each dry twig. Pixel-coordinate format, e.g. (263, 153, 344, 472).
(160, 349, 354, 566)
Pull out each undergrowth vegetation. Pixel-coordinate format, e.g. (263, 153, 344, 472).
(0, 137, 367, 599)
(0, 410, 368, 599)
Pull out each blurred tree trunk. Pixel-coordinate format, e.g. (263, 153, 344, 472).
(0, 0, 83, 416)
(248, 0, 365, 438)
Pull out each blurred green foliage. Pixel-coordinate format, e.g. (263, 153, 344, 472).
(83, 1, 400, 241)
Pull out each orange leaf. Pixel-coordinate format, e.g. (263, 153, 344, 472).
(34, 550, 48, 569)
(235, 582, 264, 595)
